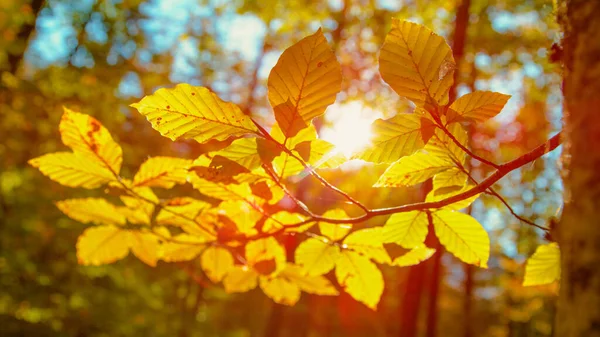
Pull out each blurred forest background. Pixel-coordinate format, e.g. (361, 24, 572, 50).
(0, 0, 563, 336)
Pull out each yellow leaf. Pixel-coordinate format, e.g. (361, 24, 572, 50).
(223, 266, 259, 293)
(379, 19, 455, 108)
(119, 186, 158, 225)
(133, 157, 192, 188)
(76, 225, 131, 265)
(426, 184, 480, 211)
(281, 264, 338, 296)
(382, 211, 428, 248)
(131, 84, 259, 143)
(129, 230, 162, 267)
(391, 245, 436, 267)
(29, 152, 115, 188)
(523, 243, 560, 286)
(209, 137, 262, 172)
(354, 114, 434, 163)
(59, 108, 123, 174)
(189, 173, 253, 200)
(318, 209, 352, 241)
(160, 234, 206, 262)
(432, 210, 489, 268)
(433, 168, 468, 190)
(263, 211, 311, 233)
(335, 250, 384, 310)
(217, 200, 263, 234)
(374, 151, 453, 187)
(201, 246, 235, 283)
(448, 91, 511, 124)
(295, 238, 340, 276)
(246, 237, 287, 275)
(268, 28, 341, 138)
(343, 228, 391, 264)
(294, 139, 347, 170)
(424, 124, 468, 164)
(56, 198, 126, 226)
(259, 276, 302, 306)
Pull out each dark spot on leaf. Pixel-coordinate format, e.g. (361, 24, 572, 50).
(90, 143, 98, 153)
(191, 92, 196, 96)
(90, 120, 101, 132)
(317, 61, 323, 67)
(166, 105, 171, 109)
(254, 259, 277, 276)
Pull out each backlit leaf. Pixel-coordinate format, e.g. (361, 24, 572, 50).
(379, 19, 455, 108)
(335, 250, 384, 309)
(432, 210, 489, 268)
(56, 198, 126, 226)
(426, 184, 480, 211)
(382, 211, 428, 248)
(319, 209, 352, 241)
(523, 243, 560, 286)
(424, 124, 468, 164)
(433, 168, 468, 190)
(76, 225, 131, 266)
(282, 264, 338, 296)
(343, 228, 391, 264)
(131, 84, 259, 143)
(201, 246, 235, 283)
(133, 157, 192, 188)
(374, 151, 453, 187)
(160, 234, 207, 262)
(295, 238, 340, 276)
(268, 28, 341, 138)
(59, 108, 123, 174)
(391, 245, 436, 267)
(259, 276, 302, 306)
(448, 91, 511, 124)
(129, 230, 162, 267)
(246, 237, 287, 275)
(354, 114, 434, 163)
(29, 152, 115, 189)
(223, 266, 259, 293)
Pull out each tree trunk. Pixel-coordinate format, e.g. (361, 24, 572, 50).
(556, 0, 600, 336)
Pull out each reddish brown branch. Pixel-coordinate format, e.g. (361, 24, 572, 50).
(233, 132, 562, 242)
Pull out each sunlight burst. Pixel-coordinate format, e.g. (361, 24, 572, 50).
(321, 101, 383, 158)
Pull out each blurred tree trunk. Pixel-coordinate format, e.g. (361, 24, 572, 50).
(7, 0, 45, 75)
(400, 262, 427, 337)
(424, 2, 472, 337)
(556, 0, 600, 336)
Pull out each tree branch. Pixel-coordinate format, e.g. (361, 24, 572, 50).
(233, 132, 562, 241)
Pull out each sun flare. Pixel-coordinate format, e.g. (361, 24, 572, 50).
(321, 101, 383, 158)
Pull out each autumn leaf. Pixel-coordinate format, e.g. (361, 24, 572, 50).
(160, 234, 207, 262)
(335, 250, 384, 310)
(268, 28, 341, 138)
(76, 226, 131, 266)
(374, 151, 454, 187)
(354, 114, 435, 163)
(131, 84, 259, 143)
(523, 243, 561, 286)
(382, 211, 429, 249)
(343, 228, 391, 264)
(56, 198, 126, 226)
(223, 266, 259, 293)
(29, 152, 116, 189)
(379, 19, 455, 108)
(447, 91, 511, 124)
(295, 238, 340, 276)
(133, 157, 192, 188)
(59, 107, 123, 175)
(201, 246, 235, 283)
(432, 210, 490, 268)
(318, 209, 352, 241)
(391, 245, 436, 267)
